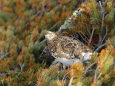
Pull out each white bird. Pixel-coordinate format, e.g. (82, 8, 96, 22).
(45, 31, 92, 62)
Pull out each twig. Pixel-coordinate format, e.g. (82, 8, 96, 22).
(99, 1, 103, 9)
(97, 73, 102, 80)
(99, 13, 105, 44)
(88, 28, 95, 45)
(78, 32, 88, 43)
(94, 66, 100, 82)
(99, 1, 105, 16)
(101, 27, 108, 44)
(1, 79, 5, 86)
(62, 71, 70, 86)
(50, 22, 60, 31)
(68, 77, 73, 86)
(98, 34, 102, 46)
(58, 8, 84, 32)
(80, 32, 89, 41)
(85, 62, 96, 74)
(95, 43, 106, 52)
(98, 1, 106, 47)
(39, 39, 46, 45)
(86, 27, 91, 36)
(19, 63, 25, 72)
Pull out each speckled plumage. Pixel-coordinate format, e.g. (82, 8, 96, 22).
(45, 31, 92, 61)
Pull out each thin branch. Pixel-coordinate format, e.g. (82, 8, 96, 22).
(99, 13, 105, 44)
(68, 77, 73, 86)
(97, 73, 102, 80)
(95, 43, 106, 52)
(99, 34, 102, 45)
(86, 27, 91, 36)
(50, 22, 60, 31)
(85, 62, 96, 74)
(99, 1, 103, 9)
(62, 71, 70, 86)
(98, 1, 106, 46)
(80, 32, 89, 41)
(58, 8, 84, 32)
(94, 66, 100, 82)
(78, 32, 89, 43)
(101, 27, 108, 44)
(99, 1, 105, 16)
(39, 39, 46, 45)
(88, 28, 95, 45)
(19, 63, 25, 72)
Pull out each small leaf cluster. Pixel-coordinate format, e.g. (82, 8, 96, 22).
(0, 0, 114, 86)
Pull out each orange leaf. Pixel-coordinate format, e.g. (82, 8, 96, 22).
(69, 62, 84, 78)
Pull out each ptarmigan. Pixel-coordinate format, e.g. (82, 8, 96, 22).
(45, 31, 92, 62)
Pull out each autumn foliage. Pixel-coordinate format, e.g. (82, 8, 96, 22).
(0, 0, 114, 86)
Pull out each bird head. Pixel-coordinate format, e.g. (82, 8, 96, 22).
(45, 31, 57, 41)
(81, 52, 92, 61)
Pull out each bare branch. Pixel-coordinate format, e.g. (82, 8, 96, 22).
(88, 28, 95, 45)
(80, 32, 89, 41)
(95, 43, 106, 52)
(78, 32, 89, 44)
(101, 27, 108, 44)
(19, 63, 25, 72)
(62, 71, 70, 86)
(68, 77, 74, 86)
(85, 62, 96, 74)
(98, 1, 106, 47)
(94, 66, 100, 82)
(50, 22, 60, 31)
(97, 73, 102, 80)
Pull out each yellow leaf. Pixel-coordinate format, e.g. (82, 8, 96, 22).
(91, 82, 96, 86)
(69, 62, 84, 78)
(55, 80, 63, 86)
